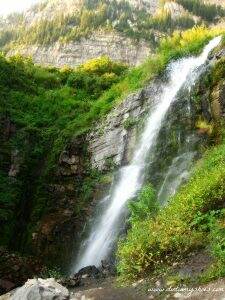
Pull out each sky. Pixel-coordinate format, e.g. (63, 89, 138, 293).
(0, 0, 40, 16)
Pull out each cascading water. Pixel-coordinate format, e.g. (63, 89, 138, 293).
(73, 36, 221, 272)
(157, 134, 197, 205)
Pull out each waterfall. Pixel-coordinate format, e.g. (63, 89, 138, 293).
(157, 135, 197, 205)
(73, 36, 221, 272)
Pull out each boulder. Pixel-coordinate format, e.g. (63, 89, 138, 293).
(11, 278, 69, 300)
(100, 260, 117, 277)
(59, 275, 82, 288)
(76, 266, 100, 279)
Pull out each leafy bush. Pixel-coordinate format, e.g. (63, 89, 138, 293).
(0, 172, 21, 245)
(210, 214, 225, 263)
(67, 56, 127, 98)
(129, 185, 158, 223)
(123, 117, 138, 129)
(117, 140, 225, 281)
(40, 266, 64, 279)
(0, 55, 127, 247)
(210, 57, 225, 87)
(194, 210, 225, 283)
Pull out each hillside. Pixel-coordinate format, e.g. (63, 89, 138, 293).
(1, 1, 225, 299)
(1, 0, 225, 66)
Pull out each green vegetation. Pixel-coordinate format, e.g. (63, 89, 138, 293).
(199, 214, 225, 283)
(0, 0, 200, 49)
(195, 118, 213, 135)
(0, 25, 223, 260)
(100, 27, 224, 104)
(123, 117, 139, 129)
(0, 172, 21, 245)
(117, 138, 225, 281)
(175, 0, 225, 22)
(0, 55, 127, 248)
(117, 57, 225, 283)
(40, 266, 64, 279)
(210, 56, 225, 86)
(1, 0, 224, 51)
(128, 185, 159, 223)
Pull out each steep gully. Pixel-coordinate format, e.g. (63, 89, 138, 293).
(72, 37, 222, 272)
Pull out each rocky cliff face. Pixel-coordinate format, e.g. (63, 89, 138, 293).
(2, 0, 200, 67)
(8, 32, 150, 67)
(87, 48, 225, 172)
(88, 82, 161, 170)
(22, 79, 161, 269)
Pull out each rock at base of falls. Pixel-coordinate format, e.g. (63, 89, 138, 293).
(76, 265, 101, 279)
(61, 263, 116, 289)
(10, 278, 69, 300)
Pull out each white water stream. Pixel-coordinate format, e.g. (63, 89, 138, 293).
(73, 36, 221, 271)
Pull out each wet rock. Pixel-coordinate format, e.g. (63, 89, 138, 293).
(58, 151, 81, 176)
(100, 260, 116, 277)
(211, 82, 225, 118)
(12, 278, 69, 300)
(59, 275, 82, 288)
(88, 81, 161, 170)
(70, 284, 149, 300)
(76, 266, 101, 279)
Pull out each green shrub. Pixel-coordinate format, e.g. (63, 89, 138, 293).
(196, 210, 225, 283)
(210, 214, 225, 263)
(211, 57, 225, 87)
(40, 266, 64, 279)
(67, 56, 127, 98)
(123, 117, 138, 129)
(117, 140, 225, 282)
(0, 55, 127, 247)
(129, 185, 158, 223)
(0, 172, 21, 245)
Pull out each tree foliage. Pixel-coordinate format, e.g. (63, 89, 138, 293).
(0, 55, 127, 246)
(176, 0, 225, 22)
(0, 0, 207, 49)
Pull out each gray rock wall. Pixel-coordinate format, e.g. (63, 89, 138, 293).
(8, 32, 151, 67)
(88, 82, 162, 171)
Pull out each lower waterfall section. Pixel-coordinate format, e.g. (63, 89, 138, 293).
(72, 36, 221, 272)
